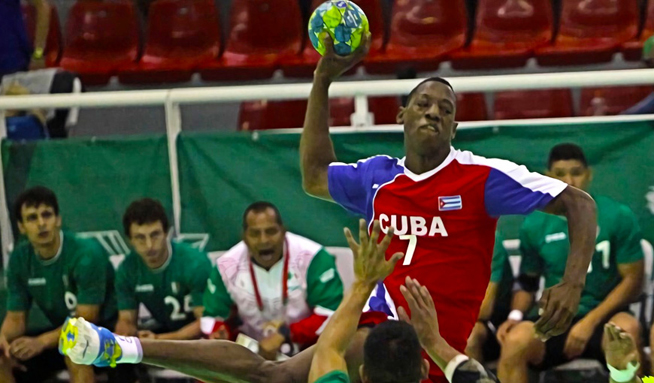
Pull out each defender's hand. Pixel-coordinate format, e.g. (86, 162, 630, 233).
(344, 219, 403, 288)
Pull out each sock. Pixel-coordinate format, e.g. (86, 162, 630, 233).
(114, 335, 143, 364)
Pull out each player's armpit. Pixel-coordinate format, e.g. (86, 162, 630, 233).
(302, 166, 332, 201)
(308, 348, 348, 383)
(540, 185, 594, 217)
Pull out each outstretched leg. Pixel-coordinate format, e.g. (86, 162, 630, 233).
(61, 317, 370, 383)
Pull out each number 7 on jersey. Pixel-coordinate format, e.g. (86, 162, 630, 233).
(400, 235, 417, 265)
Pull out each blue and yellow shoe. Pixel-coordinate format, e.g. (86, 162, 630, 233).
(59, 317, 123, 368)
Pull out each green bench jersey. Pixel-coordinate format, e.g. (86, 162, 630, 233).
(6, 231, 117, 328)
(519, 195, 643, 317)
(314, 371, 350, 383)
(116, 241, 211, 332)
(490, 231, 513, 319)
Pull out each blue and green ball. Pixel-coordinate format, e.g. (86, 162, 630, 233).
(308, 0, 369, 56)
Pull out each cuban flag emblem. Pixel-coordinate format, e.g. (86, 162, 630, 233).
(438, 195, 462, 211)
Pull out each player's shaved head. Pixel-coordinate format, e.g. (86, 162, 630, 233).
(405, 77, 455, 107)
(362, 321, 426, 383)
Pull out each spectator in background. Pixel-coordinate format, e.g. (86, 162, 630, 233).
(496, 143, 645, 383)
(622, 36, 654, 115)
(464, 231, 514, 364)
(202, 201, 344, 360)
(0, 0, 50, 77)
(115, 198, 211, 341)
(1, 70, 79, 139)
(0, 186, 117, 383)
(2, 81, 48, 140)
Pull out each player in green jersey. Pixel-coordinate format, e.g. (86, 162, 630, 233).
(114, 198, 210, 341)
(497, 144, 645, 383)
(0, 186, 116, 383)
(465, 232, 514, 363)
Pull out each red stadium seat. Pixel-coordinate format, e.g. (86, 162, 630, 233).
(622, 0, 654, 61)
(579, 86, 654, 116)
(456, 93, 488, 121)
(281, 0, 387, 78)
(365, 0, 467, 74)
(200, 0, 302, 82)
(22, 3, 63, 67)
(369, 97, 401, 124)
(450, 0, 553, 70)
(494, 89, 573, 119)
(239, 97, 400, 129)
(118, 0, 221, 84)
(536, 0, 639, 66)
(60, 1, 140, 85)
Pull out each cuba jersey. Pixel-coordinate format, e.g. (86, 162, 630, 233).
(328, 147, 566, 377)
(116, 241, 211, 332)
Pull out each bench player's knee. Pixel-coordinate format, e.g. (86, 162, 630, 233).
(500, 321, 543, 364)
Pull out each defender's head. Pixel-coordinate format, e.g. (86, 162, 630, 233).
(546, 143, 592, 191)
(397, 78, 458, 157)
(15, 186, 61, 247)
(360, 321, 429, 383)
(123, 198, 170, 269)
(242, 201, 286, 270)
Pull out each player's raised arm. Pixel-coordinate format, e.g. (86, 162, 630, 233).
(399, 278, 501, 383)
(308, 220, 402, 383)
(300, 33, 370, 200)
(535, 185, 597, 339)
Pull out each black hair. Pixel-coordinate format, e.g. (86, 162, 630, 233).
(242, 201, 284, 231)
(14, 186, 59, 222)
(122, 198, 170, 236)
(405, 77, 455, 106)
(363, 321, 424, 383)
(547, 143, 588, 169)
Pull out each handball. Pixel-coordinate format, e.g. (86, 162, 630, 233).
(308, 0, 369, 56)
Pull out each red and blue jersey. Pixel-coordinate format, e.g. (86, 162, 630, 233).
(328, 147, 566, 381)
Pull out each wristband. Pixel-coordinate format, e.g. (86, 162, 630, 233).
(444, 354, 469, 383)
(508, 309, 523, 322)
(607, 361, 640, 382)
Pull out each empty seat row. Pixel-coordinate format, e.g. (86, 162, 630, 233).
(26, 0, 654, 86)
(240, 86, 654, 130)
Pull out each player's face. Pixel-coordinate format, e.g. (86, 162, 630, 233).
(243, 209, 286, 270)
(547, 160, 592, 190)
(397, 82, 459, 156)
(129, 221, 169, 269)
(18, 204, 61, 247)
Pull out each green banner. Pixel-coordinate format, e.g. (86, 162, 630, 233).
(178, 122, 654, 250)
(2, 135, 173, 250)
(2, 122, 653, 256)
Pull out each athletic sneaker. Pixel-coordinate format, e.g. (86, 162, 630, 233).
(59, 317, 123, 368)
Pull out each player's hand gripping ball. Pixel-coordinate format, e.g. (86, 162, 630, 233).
(309, 1, 369, 56)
